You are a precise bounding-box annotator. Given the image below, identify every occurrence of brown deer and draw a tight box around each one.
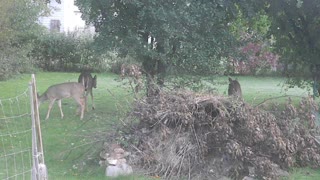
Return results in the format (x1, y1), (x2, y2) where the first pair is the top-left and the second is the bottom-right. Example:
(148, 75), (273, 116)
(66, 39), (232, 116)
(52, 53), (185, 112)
(78, 72), (97, 110)
(120, 64), (142, 93)
(228, 77), (242, 99)
(37, 82), (86, 120)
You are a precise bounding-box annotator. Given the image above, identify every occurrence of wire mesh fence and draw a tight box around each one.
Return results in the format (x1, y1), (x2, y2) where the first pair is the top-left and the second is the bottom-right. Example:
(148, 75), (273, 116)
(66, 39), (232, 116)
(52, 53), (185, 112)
(0, 74), (47, 180)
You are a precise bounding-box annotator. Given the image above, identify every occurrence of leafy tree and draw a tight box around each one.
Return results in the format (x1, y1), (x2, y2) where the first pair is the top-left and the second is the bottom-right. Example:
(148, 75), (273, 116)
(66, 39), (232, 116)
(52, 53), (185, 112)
(216, 0), (320, 89)
(227, 7), (279, 75)
(238, 0), (320, 88)
(0, 0), (47, 80)
(266, 0), (320, 67)
(76, 0), (246, 95)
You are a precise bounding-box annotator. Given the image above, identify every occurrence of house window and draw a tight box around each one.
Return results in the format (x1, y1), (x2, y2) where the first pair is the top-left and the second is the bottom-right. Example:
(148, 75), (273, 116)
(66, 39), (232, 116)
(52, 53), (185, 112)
(50, 20), (61, 32)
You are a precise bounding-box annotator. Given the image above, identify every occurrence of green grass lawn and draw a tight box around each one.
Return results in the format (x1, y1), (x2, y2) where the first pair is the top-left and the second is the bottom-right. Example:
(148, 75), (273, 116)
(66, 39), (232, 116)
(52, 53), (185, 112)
(0, 72), (320, 179)
(202, 75), (311, 106)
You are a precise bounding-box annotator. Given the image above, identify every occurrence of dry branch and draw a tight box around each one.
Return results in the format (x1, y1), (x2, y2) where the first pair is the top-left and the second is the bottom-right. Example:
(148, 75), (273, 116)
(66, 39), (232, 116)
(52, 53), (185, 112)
(115, 90), (320, 179)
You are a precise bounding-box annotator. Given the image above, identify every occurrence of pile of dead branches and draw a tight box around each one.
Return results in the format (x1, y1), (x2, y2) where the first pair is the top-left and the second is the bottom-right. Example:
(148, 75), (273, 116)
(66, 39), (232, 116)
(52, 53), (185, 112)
(125, 90), (320, 179)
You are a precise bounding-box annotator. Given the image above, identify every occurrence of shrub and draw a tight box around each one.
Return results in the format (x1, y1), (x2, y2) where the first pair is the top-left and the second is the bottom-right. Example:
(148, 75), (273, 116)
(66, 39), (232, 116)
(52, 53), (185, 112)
(0, 0), (46, 80)
(0, 44), (37, 80)
(31, 31), (108, 72)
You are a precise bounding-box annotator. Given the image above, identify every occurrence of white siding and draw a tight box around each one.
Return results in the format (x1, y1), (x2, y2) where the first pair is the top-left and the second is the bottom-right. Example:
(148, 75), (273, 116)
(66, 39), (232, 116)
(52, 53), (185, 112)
(38, 0), (64, 32)
(38, 0), (94, 34)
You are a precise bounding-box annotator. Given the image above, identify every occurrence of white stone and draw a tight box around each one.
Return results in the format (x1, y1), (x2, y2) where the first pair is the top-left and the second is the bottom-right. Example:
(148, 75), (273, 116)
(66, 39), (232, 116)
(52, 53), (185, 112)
(107, 158), (118, 165)
(106, 163), (133, 177)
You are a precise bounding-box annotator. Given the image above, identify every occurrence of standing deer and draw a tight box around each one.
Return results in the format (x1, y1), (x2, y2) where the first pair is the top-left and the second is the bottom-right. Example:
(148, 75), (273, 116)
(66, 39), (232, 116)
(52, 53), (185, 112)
(78, 72), (97, 110)
(228, 77), (242, 99)
(37, 82), (86, 120)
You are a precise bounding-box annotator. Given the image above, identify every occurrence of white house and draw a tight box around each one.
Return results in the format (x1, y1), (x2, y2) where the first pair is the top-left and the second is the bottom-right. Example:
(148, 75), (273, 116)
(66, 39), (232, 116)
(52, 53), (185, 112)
(38, 0), (94, 34)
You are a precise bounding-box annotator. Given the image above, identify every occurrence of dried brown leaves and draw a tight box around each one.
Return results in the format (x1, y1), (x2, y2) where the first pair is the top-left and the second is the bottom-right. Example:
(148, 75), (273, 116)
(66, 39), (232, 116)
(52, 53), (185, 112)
(126, 90), (320, 179)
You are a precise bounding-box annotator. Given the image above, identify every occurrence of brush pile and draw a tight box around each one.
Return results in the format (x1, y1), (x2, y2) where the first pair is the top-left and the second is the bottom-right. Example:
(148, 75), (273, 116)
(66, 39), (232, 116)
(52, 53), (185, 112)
(124, 90), (320, 179)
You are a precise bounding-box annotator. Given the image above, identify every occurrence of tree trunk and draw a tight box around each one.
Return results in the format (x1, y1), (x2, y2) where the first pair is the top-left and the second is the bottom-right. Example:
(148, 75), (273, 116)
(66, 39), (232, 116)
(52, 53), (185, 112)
(142, 56), (166, 97)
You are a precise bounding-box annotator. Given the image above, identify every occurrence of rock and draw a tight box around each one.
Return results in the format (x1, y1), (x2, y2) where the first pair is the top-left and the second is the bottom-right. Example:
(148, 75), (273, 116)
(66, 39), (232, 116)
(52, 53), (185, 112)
(242, 176), (256, 180)
(107, 158), (118, 166)
(106, 163), (133, 177)
(102, 143), (133, 177)
(114, 148), (125, 154)
(271, 163), (290, 178)
(99, 150), (108, 160)
(273, 168), (289, 177)
(99, 160), (107, 166)
(217, 176), (232, 180)
(110, 152), (125, 159)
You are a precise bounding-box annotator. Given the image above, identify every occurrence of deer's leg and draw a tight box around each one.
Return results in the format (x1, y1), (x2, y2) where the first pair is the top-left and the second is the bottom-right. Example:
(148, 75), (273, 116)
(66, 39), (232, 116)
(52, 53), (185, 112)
(74, 96), (85, 120)
(46, 99), (56, 120)
(84, 91), (88, 112)
(57, 99), (64, 119)
(80, 97), (85, 119)
(75, 98), (81, 115)
(89, 89), (95, 110)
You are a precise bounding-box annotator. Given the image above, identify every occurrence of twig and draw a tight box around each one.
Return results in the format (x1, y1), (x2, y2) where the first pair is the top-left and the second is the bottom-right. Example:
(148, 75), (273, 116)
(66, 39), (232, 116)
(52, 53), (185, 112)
(76, 115), (94, 129)
(59, 140), (101, 160)
(177, 149), (185, 178)
(188, 155), (191, 180)
(106, 88), (117, 98)
(254, 95), (305, 108)
(130, 144), (143, 154)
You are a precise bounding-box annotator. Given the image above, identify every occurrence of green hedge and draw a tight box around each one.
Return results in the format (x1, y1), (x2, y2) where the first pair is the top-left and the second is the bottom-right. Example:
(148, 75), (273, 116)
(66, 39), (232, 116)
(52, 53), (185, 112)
(31, 32), (108, 72)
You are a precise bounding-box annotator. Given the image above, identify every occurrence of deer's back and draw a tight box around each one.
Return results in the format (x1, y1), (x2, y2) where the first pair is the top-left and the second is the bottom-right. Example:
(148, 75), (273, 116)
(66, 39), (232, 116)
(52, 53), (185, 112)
(46, 82), (85, 99)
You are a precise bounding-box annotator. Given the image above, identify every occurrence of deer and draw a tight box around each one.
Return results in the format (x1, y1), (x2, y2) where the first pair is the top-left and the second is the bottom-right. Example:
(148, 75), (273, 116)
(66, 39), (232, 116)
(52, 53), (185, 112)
(37, 82), (86, 120)
(78, 72), (97, 110)
(228, 77), (242, 99)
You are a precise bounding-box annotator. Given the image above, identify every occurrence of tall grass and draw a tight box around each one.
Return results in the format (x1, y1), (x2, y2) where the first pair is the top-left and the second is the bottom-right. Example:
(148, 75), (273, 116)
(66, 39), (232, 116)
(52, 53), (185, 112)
(0, 73), (318, 179)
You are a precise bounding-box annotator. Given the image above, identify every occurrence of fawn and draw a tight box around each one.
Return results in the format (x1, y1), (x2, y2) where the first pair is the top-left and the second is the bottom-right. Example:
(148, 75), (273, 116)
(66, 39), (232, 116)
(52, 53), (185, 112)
(38, 82), (86, 120)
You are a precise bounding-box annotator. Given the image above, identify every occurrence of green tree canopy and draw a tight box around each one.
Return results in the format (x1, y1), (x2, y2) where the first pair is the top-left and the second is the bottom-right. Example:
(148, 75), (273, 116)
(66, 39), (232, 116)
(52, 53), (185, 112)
(242, 0), (320, 85)
(76, 0), (255, 95)
(77, 1), (243, 69)
(266, 0), (320, 65)
(221, 0), (320, 82)
(0, 0), (47, 79)
(77, 0), (320, 90)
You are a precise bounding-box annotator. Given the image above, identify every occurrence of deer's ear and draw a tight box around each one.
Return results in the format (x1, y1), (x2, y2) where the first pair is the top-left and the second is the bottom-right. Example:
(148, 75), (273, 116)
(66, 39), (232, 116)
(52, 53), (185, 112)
(94, 75), (97, 79)
(228, 77), (232, 82)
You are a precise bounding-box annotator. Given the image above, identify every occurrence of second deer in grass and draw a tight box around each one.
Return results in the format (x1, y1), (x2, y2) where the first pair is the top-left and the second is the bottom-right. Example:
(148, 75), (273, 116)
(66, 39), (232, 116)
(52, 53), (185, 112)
(228, 77), (242, 99)
(38, 82), (86, 120)
(78, 72), (97, 110)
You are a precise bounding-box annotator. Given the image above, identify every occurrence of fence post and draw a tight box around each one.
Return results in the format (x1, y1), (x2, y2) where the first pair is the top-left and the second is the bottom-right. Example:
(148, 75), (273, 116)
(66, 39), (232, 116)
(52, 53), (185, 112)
(29, 74), (48, 180)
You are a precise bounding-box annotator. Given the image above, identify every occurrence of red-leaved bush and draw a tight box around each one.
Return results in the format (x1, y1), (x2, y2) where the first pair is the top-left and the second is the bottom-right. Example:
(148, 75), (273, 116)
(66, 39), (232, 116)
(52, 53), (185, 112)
(228, 42), (279, 75)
